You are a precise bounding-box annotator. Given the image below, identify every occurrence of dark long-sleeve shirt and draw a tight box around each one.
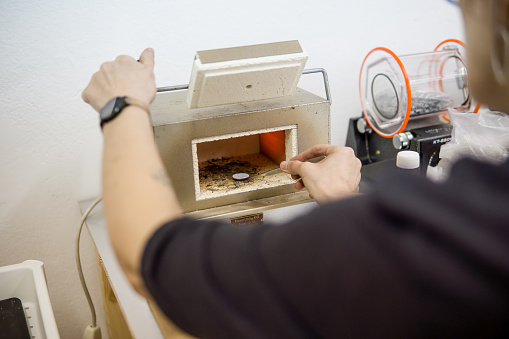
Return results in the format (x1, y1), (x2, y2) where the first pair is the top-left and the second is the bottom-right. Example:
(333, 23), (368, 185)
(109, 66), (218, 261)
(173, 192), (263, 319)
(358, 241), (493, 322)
(142, 158), (509, 338)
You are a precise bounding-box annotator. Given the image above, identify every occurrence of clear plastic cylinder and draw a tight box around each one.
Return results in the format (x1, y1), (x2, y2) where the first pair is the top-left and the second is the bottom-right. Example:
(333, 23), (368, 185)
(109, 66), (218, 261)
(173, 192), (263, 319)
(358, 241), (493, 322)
(359, 47), (470, 137)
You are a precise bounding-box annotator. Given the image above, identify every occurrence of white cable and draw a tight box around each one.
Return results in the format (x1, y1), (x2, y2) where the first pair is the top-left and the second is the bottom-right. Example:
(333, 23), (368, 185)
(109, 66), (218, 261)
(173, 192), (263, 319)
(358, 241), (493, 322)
(75, 196), (103, 338)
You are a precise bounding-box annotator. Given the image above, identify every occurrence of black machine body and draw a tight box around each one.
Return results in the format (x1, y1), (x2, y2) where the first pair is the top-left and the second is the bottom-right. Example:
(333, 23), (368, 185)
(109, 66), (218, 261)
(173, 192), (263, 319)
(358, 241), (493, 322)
(345, 114), (452, 185)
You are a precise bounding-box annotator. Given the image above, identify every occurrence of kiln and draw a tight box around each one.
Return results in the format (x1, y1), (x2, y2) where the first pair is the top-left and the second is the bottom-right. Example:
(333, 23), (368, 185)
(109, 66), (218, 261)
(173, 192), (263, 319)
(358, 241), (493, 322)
(150, 41), (331, 220)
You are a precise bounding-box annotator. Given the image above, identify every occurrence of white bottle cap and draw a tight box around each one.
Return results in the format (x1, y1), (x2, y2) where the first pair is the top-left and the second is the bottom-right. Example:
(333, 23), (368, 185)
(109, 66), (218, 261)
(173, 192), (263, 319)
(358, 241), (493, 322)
(396, 151), (420, 169)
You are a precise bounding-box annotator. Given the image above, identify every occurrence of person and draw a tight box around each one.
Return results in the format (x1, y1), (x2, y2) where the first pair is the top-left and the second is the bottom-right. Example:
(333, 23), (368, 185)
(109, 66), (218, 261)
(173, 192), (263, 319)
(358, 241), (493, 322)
(82, 0), (509, 337)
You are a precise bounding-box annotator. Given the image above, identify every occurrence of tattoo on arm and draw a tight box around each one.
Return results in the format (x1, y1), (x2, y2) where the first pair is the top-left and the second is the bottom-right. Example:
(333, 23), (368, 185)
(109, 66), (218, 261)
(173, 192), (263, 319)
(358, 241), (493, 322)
(152, 170), (173, 188)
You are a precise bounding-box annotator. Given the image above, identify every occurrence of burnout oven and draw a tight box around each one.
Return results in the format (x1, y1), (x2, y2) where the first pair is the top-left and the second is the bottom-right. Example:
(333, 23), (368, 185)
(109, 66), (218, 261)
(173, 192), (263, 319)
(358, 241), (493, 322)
(150, 41), (331, 221)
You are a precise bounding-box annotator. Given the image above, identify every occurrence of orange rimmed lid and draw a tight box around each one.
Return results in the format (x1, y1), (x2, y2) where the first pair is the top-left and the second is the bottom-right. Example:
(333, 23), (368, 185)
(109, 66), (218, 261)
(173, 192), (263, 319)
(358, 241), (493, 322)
(359, 47), (412, 138)
(435, 39), (480, 113)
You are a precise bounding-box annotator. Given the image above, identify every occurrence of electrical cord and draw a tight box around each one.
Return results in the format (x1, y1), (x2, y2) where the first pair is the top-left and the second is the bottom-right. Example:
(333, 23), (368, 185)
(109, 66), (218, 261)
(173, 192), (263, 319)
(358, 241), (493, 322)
(75, 196), (103, 339)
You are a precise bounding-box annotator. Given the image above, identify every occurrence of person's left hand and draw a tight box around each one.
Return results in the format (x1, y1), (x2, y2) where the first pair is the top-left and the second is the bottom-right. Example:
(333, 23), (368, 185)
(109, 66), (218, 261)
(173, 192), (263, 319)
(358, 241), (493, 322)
(82, 48), (157, 112)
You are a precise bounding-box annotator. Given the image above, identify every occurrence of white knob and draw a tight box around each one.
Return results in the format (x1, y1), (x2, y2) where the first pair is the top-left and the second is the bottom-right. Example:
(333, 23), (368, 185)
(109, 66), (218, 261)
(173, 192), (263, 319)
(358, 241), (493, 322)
(396, 151), (420, 169)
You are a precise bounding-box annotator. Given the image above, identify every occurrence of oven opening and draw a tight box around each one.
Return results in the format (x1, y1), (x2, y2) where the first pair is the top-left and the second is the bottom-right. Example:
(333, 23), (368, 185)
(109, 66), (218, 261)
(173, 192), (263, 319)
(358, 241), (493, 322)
(192, 125), (298, 200)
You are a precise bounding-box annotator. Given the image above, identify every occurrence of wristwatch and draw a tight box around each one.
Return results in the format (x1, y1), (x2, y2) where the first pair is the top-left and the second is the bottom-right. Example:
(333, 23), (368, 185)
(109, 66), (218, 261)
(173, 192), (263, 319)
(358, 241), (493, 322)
(99, 96), (150, 128)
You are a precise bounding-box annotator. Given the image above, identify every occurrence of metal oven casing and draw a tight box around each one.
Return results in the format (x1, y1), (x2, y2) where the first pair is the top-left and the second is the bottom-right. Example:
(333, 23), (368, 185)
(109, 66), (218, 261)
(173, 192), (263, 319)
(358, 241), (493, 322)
(150, 87), (330, 219)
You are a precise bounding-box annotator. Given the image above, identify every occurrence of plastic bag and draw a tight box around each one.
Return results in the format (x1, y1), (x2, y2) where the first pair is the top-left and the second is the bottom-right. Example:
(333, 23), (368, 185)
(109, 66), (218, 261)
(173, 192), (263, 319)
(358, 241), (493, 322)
(427, 108), (509, 181)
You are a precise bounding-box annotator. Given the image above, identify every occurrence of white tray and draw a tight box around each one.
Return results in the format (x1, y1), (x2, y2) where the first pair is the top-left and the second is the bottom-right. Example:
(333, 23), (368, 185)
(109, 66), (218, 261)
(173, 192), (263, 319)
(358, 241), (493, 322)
(0, 260), (60, 339)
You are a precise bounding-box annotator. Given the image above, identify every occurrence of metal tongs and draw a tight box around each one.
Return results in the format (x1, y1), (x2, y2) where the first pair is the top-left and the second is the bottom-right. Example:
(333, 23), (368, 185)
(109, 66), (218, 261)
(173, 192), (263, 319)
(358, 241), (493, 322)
(232, 167), (283, 181)
(232, 156), (324, 181)
(257, 167), (283, 177)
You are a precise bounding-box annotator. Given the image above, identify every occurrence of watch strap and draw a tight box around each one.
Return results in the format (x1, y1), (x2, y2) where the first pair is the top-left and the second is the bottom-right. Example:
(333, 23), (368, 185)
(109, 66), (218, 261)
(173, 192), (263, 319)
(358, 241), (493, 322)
(100, 96), (150, 128)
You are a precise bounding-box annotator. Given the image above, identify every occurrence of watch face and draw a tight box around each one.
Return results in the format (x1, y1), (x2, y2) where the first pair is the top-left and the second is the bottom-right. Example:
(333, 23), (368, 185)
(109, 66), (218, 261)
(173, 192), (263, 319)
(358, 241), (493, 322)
(100, 97), (128, 125)
(100, 97), (118, 120)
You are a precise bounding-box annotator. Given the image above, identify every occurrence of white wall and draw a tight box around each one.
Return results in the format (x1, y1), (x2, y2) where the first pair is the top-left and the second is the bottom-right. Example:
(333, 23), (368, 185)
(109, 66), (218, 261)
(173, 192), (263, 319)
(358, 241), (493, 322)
(0, 1), (463, 337)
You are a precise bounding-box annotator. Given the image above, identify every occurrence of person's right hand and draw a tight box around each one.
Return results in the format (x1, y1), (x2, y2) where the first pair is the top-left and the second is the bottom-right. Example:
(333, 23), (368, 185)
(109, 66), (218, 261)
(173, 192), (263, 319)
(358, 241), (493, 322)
(280, 145), (362, 204)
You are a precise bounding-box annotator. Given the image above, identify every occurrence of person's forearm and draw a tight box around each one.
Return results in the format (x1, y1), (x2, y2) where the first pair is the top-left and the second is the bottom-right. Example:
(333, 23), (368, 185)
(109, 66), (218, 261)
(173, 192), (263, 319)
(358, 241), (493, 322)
(102, 106), (182, 294)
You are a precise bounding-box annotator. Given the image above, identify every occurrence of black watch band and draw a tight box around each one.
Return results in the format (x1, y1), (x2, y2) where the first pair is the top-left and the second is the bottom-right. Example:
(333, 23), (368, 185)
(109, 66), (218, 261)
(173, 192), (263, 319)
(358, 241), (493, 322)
(99, 96), (150, 128)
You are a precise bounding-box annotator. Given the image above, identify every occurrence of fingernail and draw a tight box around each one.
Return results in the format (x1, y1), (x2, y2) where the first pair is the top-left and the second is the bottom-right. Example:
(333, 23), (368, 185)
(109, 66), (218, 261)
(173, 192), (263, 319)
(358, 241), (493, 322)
(280, 161), (288, 170)
(146, 48), (155, 56)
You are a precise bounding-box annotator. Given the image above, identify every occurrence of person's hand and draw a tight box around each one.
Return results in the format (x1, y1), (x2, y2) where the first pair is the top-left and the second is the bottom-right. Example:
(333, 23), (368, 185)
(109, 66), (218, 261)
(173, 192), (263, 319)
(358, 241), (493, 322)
(280, 144), (362, 204)
(82, 48), (157, 112)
